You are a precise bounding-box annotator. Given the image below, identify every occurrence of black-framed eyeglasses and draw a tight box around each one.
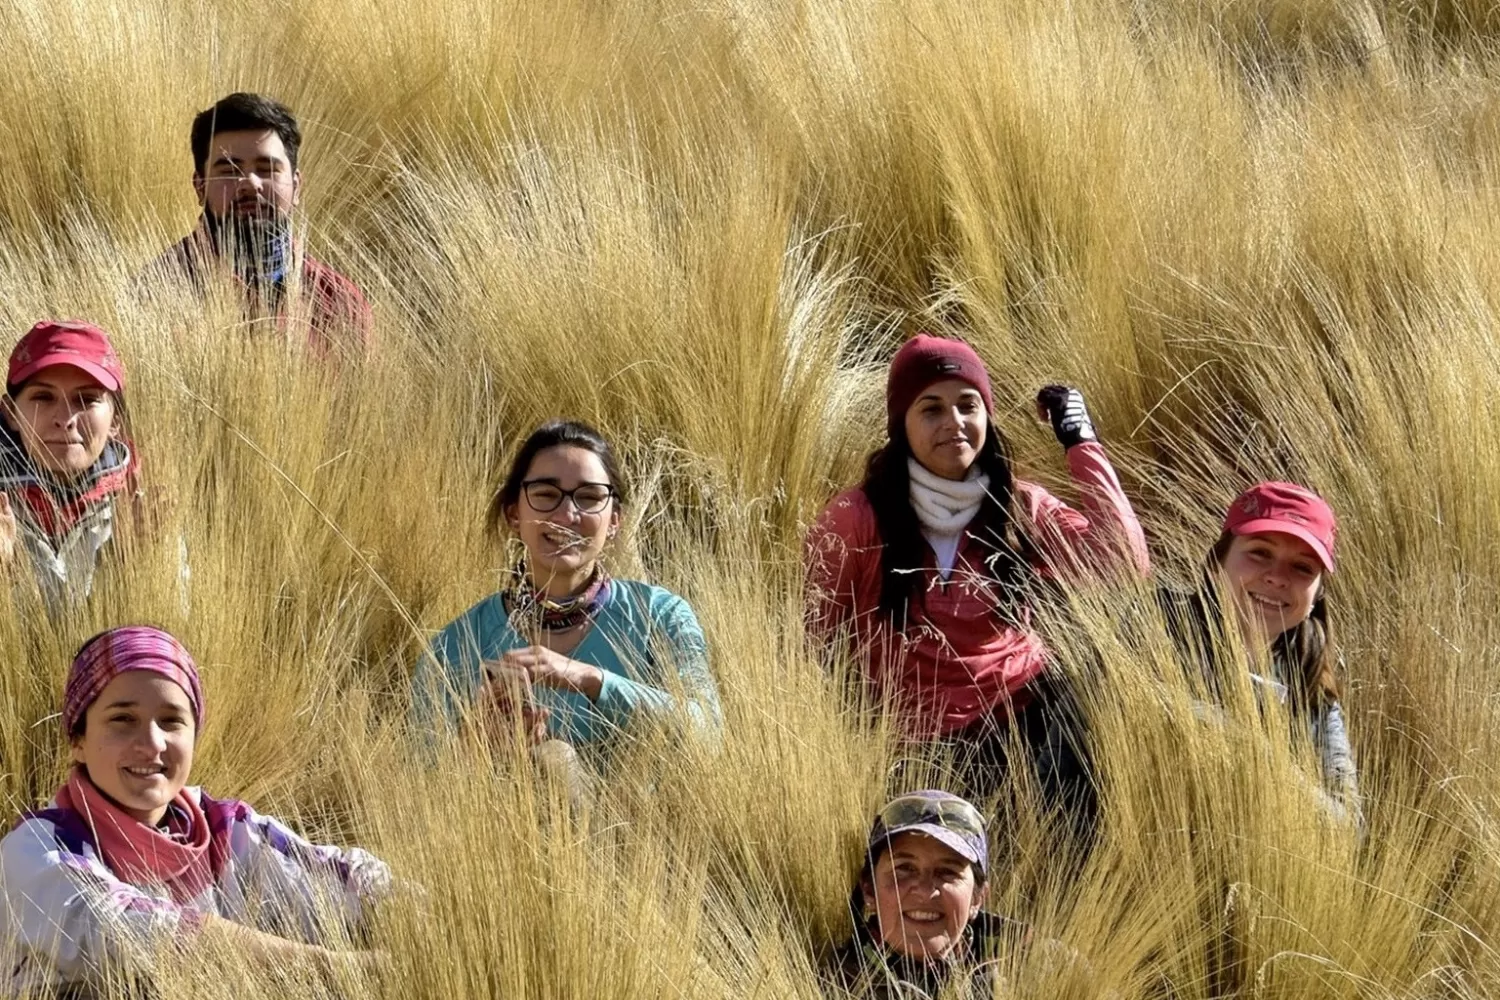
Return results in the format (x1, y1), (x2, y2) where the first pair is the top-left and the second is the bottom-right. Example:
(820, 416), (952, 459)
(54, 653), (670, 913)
(521, 480), (615, 514)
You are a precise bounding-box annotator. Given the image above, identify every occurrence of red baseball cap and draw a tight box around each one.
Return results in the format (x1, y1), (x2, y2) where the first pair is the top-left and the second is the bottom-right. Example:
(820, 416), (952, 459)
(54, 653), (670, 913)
(7, 320), (125, 393)
(1222, 481), (1337, 573)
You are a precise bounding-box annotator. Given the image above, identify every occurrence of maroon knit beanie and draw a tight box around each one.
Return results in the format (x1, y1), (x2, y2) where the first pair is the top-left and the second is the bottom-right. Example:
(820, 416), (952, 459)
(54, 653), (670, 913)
(885, 335), (995, 437)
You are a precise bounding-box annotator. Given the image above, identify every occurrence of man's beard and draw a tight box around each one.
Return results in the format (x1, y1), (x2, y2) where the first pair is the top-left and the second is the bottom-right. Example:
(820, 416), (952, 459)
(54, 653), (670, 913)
(203, 208), (293, 287)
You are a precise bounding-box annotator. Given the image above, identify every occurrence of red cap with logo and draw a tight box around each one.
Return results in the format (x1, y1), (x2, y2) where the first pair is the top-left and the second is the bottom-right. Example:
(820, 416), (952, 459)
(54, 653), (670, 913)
(1222, 481), (1337, 573)
(7, 320), (125, 393)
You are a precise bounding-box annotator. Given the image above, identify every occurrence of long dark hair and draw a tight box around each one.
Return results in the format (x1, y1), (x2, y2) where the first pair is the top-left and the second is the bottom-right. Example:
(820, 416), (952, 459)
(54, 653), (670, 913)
(1205, 532), (1339, 706)
(485, 419), (628, 538)
(860, 421), (1034, 623)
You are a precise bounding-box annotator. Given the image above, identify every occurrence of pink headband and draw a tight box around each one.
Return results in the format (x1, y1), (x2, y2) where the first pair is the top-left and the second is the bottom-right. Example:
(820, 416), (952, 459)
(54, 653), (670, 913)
(63, 626), (203, 735)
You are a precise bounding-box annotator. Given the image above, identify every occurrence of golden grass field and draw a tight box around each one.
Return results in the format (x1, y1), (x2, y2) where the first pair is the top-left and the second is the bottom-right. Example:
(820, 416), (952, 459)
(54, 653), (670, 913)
(2, 0), (1499, 996)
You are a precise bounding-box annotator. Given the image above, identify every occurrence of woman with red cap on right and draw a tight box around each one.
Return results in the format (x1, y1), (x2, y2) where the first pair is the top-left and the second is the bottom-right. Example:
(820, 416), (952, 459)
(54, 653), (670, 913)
(805, 334), (1150, 802)
(1162, 482), (1359, 820)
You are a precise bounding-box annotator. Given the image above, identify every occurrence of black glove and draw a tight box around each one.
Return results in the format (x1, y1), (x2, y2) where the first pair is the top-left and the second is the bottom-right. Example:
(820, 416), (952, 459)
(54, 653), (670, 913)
(1036, 385), (1097, 449)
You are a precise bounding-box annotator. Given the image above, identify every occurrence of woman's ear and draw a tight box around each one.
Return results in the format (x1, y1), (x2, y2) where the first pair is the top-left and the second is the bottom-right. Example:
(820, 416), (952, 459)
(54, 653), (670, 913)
(69, 736), (86, 765)
(970, 876), (990, 915)
(607, 504), (622, 539)
(503, 501), (521, 532)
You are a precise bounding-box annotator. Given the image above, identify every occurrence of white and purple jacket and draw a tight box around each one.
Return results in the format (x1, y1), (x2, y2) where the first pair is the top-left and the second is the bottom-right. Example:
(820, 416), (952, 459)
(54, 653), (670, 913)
(0, 787), (390, 994)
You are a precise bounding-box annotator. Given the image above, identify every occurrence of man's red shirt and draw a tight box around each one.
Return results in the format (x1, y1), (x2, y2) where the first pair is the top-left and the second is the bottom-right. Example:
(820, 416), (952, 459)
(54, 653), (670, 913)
(148, 225), (373, 357)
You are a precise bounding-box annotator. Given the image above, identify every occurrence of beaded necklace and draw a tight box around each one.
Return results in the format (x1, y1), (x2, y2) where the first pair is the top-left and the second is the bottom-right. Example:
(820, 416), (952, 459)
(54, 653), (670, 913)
(503, 564), (612, 637)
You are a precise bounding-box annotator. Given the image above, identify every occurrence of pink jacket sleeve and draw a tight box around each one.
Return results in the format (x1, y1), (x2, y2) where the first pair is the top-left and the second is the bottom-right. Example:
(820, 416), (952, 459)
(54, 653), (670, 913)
(1015, 442), (1150, 581)
(804, 490), (882, 640)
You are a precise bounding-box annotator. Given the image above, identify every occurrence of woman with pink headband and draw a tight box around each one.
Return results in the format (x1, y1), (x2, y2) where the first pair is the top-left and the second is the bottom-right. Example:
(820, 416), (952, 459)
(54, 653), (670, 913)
(0, 626), (391, 994)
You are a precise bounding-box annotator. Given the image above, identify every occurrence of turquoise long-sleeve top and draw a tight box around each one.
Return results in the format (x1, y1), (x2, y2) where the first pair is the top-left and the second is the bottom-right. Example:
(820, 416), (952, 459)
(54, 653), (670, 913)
(413, 579), (722, 748)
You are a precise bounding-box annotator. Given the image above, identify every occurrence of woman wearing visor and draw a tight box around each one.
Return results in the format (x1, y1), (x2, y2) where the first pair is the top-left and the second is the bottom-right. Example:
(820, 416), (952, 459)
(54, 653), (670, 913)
(830, 790), (1018, 998)
(413, 420), (722, 767)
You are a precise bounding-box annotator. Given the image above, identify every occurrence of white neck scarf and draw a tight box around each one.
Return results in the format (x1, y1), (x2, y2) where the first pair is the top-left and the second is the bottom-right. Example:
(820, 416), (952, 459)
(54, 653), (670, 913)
(908, 458), (991, 537)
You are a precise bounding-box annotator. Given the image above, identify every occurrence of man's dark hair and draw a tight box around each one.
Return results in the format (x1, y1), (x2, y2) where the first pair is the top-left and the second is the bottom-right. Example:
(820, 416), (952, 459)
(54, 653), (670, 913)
(190, 92), (302, 175)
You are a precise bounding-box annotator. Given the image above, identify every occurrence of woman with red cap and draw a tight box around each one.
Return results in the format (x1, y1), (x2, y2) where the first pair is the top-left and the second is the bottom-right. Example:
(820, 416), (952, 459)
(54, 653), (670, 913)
(0, 626), (391, 994)
(1162, 482), (1359, 818)
(0, 320), (143, 613)
(805, 335), (1149, 799)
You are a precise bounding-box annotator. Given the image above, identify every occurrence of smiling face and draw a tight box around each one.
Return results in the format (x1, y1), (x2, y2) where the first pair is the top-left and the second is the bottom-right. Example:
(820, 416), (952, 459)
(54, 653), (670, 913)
(4, 366), (120, 477)
(505, 445), (620, 595)
(865, 832), (987, 961)
(194, 129), (301, 222)
(70, 671), (196, 826)
(903, 379), (989, 481)
(1220, 532), (1324, 647)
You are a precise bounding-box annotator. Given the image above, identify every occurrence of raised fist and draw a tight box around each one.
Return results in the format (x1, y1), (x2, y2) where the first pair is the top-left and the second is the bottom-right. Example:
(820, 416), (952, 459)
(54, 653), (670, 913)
(1036, 385), (1097, 449)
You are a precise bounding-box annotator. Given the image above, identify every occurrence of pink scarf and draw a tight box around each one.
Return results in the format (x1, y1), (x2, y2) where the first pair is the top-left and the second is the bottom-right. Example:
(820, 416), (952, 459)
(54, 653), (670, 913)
(0, 438), (138, 543)
(55, 769), (226, 904)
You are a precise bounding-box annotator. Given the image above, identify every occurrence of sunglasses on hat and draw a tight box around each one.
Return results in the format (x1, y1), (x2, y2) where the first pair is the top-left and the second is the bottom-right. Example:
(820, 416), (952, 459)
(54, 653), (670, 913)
(876, 794), (987, 839)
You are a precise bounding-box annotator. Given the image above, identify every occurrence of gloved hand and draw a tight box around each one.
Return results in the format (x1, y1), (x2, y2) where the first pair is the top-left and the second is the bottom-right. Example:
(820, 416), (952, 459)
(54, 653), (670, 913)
(1036, 385), (1097, 449)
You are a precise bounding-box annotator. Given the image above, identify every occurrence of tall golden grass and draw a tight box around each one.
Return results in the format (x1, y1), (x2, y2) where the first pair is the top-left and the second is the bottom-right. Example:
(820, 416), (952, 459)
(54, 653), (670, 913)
(0, 0), (1498, 995)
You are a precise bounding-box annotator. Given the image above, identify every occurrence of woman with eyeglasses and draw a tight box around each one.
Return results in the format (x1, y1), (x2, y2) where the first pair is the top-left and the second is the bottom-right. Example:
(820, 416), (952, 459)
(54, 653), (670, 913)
(829, 790), (1017, 999)
(412, 420), (721, 768)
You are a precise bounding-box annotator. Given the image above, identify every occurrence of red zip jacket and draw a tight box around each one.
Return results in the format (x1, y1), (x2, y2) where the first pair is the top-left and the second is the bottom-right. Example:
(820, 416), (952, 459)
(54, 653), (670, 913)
(806, 442), (1149, 737)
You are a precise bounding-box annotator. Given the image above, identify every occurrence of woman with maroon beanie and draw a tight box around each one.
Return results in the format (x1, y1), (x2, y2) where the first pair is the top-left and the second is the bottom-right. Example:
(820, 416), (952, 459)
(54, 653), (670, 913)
(806, 335), (1149, 799)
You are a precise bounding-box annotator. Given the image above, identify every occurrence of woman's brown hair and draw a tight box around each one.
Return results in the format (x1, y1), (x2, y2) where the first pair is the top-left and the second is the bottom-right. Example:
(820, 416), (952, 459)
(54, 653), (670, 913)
(484, 420), (626, 540)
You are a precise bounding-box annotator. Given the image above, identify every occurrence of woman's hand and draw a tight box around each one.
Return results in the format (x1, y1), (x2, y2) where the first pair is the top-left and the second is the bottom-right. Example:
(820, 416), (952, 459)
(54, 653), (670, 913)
(1036, 385), (1098, 449)
(323, 948), (390, 975)
(501, 646), (605, 702)
(315, 948), (391, 990)
(0, 494), (16, 564)
(476, 663), (551, 745)
(199, 915), (390, 979)
(130, 484), (176, 539)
